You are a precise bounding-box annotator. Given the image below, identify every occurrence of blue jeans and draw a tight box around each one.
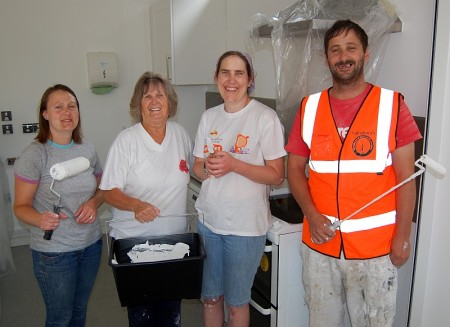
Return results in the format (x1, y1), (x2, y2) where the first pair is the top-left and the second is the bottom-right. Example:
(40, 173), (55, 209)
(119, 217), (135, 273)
(32, 238), (102, 327)
(127, 300), (181, 327)
(198, 222), (266, 307)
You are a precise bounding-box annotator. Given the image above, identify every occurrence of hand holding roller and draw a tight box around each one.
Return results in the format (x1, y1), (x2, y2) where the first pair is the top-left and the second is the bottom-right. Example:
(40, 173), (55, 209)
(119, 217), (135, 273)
(329, 155), (446, 232)
(44, 157), (90, 240)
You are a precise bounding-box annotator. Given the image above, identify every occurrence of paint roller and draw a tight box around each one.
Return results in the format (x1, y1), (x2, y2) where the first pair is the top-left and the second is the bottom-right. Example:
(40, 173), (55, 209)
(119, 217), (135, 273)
(329, 155), (446, 232)
(44, 157), (90, 240)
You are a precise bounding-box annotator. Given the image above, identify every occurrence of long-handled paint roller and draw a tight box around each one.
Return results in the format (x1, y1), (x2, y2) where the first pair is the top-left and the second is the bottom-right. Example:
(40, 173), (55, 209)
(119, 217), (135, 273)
(44, 157), (90, 240)
(329, 155), (446, 232)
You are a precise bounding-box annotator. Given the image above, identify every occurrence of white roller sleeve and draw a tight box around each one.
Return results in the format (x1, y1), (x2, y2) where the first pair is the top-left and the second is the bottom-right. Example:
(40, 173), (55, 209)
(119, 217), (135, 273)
(420, 155), (447, 176)
(50, 157), (90, 181)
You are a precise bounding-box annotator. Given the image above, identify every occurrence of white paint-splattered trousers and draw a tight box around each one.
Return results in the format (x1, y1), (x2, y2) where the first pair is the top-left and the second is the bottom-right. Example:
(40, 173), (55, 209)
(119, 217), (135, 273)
(300, 243), (397, 327)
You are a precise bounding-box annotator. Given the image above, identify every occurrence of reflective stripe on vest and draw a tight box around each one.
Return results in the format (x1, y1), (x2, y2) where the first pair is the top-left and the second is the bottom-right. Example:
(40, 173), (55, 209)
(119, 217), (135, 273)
(324, 211), (396, 233)
(304, 88), (394, 173)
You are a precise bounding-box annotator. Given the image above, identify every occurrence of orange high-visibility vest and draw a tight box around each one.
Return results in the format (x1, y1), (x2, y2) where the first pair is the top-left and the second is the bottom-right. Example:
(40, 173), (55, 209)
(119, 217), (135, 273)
(301, 86), (400, 259)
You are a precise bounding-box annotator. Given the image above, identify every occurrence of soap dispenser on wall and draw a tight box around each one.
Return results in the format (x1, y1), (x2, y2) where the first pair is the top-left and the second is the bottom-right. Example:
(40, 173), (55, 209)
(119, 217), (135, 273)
(86, 52), (118, 95)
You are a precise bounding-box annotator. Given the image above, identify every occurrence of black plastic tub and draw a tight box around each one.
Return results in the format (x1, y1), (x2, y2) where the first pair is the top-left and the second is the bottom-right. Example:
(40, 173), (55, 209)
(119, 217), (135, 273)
(109, 233), (205, 307)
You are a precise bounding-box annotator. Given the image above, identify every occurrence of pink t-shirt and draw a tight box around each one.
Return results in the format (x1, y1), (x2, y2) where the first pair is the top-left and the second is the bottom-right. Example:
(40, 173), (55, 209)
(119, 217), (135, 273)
(286, 84), (423, 156)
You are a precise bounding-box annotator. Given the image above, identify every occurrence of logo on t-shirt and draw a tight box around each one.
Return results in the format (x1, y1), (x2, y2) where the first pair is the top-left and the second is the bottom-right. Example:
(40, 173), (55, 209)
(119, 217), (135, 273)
(337, 127), (349, 139)
(230, 133), (250, 154)
(179, 159), (189, 173)
(352, 135), (374, 157)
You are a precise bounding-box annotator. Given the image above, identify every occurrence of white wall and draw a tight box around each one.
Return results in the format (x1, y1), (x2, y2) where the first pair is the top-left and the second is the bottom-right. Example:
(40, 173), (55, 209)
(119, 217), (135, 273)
(225, 0), (295, 99)
(377, 0), (435, 117)
(410, 0), (450, 325)
(0, 0), (155, 242)
(0, 0), (153, 161)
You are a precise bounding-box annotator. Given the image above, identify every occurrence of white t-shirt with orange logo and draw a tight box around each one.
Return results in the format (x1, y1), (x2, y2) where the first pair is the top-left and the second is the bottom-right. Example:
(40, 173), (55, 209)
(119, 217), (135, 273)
(193, 100), (286, 236)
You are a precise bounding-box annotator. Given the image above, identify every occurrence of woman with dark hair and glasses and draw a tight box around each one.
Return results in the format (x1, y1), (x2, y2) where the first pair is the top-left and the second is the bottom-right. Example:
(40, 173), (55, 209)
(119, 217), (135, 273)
(100, 71), (193, 326)
(14, 84), (104, 326)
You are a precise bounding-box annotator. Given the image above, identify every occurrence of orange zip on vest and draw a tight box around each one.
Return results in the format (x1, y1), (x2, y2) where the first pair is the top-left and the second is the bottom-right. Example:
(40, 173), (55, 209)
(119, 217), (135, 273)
(301, 86), (400, 259)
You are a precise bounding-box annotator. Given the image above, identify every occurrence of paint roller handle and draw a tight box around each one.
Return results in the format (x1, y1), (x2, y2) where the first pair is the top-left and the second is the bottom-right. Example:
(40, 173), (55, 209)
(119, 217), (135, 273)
(43, 230), (53, 240)
(328, 155), (446, 233)
(43, 204), (62, 240)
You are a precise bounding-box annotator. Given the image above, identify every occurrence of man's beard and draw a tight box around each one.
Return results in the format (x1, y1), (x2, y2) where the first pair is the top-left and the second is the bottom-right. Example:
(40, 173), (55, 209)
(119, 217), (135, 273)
(330, 59), (364, 85)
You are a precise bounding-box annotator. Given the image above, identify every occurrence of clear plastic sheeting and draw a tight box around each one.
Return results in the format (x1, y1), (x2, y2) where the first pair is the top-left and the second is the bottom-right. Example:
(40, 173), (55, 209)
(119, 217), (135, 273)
(0, 156), (16, 278)
(248, 0), (399, 136)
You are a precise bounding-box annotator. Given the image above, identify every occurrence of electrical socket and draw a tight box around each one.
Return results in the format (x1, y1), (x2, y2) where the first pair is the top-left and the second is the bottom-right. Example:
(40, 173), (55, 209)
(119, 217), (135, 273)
(22, 124), (34, 133)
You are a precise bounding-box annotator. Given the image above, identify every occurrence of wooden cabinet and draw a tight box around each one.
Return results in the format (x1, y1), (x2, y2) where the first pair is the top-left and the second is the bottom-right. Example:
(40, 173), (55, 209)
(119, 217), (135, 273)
(150, 0), (226, 85)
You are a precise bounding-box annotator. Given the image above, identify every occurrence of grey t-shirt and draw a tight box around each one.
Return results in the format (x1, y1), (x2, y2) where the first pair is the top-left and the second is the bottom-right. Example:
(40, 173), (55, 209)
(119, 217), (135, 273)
(14, 140), (103, 252)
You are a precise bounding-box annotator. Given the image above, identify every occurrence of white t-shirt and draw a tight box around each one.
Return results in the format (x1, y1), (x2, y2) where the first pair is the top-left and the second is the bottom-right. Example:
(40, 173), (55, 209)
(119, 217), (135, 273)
(100, 121), (193, 239)
(193, 100), (286, 236)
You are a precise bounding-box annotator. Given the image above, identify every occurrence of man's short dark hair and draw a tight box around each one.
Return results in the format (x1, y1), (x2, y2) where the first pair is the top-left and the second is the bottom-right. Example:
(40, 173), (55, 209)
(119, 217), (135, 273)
(324, 20), (369, 55)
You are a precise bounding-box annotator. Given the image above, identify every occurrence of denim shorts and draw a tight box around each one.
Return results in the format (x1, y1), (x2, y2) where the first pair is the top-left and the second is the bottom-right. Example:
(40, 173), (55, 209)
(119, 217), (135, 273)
(198, 222), (266, 307)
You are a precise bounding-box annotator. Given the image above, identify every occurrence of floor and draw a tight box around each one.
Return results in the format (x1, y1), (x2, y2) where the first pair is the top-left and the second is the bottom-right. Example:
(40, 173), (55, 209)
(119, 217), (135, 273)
(0, 235), (204, 326)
